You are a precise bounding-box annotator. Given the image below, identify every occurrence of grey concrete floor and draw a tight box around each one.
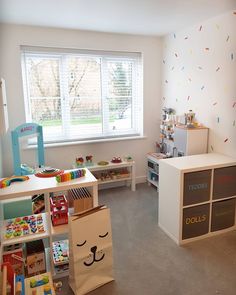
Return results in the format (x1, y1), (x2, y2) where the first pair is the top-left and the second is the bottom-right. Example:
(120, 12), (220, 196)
(59, 183), (236, 295)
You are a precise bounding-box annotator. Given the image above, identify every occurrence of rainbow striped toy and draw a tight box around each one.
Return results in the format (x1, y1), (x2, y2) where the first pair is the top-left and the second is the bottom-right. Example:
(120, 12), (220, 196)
(55, 169), (86, 183)
(0, 175), (29, 189)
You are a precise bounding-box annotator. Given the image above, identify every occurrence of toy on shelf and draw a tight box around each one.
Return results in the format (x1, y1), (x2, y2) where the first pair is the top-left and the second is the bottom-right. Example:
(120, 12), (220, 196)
(50, 195), (68, 226)
(1, 262), (15, 295)
(35, 168), (64, 178)
(3, 243), (24, 275)
(32, 194), (45, 214)
(97, 161), (109, 166)
(85, 155), (94, 167)
(76, 157), (84, 167)
(15, 275), (25, 295)
(111, 157), (122, 163)
(55, 169), (86, 183)
(124, 155), (133, 162)
(26, 240), (46, 277)
(52, 240), (69, 266)
(4, 214), (45, 240)
(11, 123), (45, 176)
(0, 175), (29, 189)
(24, 272), (55, 295)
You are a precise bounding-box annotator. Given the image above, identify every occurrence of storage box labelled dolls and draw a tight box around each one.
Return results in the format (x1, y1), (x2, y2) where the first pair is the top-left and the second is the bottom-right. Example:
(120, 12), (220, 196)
(25, 239), (46, 277)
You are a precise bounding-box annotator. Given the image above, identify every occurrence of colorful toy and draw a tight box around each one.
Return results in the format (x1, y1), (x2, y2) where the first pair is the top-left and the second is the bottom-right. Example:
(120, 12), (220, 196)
(35, 168), (64, 178)
(24, 272), (55, 295)
(97, 161), (109, 166)
(52, 240), (69, 265)
(26, 240), (46, 277)
(3, 244), (24, 275)
(85, 155), (94, 166)
(15, 275), (25, 295)
(111, 157), (122, 163)
(0, 175), (29, 189)
(55, 169), (86, 183)
(4, 214), (45, 240)
(11, 123), (45, 176)
(50, 195), (68, 226)
(76, 157), (84, 167)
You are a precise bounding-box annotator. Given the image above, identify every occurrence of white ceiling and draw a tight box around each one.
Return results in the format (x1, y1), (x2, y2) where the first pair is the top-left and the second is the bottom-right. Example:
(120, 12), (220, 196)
(0, 0), (235, 36)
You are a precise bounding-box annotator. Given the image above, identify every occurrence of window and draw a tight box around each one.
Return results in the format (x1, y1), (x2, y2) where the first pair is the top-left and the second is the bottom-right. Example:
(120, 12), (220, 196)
(21, 47), (143, 144)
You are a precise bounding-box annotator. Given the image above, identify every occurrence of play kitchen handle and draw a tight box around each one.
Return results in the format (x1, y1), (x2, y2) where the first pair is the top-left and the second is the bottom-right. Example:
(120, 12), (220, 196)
(69, 205), (114, 295)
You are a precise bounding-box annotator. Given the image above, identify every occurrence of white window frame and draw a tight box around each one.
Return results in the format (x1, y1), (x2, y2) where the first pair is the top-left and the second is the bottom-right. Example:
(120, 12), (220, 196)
(21, 46), (143, 144)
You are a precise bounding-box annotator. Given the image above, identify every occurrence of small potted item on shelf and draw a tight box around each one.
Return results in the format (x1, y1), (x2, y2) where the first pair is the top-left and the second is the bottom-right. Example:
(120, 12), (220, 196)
(111, 157), (122, 163)
(97, 160), (109, 166)
(76, 157), (84, 167)
(85, 155), (94, 167)
(124, 155), (133, 162)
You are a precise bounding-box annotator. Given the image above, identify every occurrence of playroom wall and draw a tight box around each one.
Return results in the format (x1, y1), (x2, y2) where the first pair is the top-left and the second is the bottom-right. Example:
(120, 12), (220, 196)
(0, 24), (162, 178)
(162, 10), (236, 158)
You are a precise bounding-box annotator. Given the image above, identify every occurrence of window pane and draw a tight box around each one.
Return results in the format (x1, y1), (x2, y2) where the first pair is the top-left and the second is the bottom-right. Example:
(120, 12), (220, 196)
(25, 56), (63, 140)
(67, 57), (102, 138)
(107, 61), (133, 132)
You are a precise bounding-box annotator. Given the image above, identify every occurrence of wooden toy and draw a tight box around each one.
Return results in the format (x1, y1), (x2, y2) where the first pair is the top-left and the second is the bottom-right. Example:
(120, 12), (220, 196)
(3, 244), (24, 275)
(1, 262), (15, 295)
(15, 275), (25, 295)
(11, 123), (45, 176)
(35, 168), (64, 178)
(76, 157), (84, 167)
(52, 240), (69, 266)
(24, 272), (55, 295)
(4, 214), (45, 240)
(67, 188), (93, 213)
(55, 169), (86, 183)
(0, 175), (29, 189)
(26, 240), (46, 277)
(50, 195), (68, 226)
(97, 161), (109, 166)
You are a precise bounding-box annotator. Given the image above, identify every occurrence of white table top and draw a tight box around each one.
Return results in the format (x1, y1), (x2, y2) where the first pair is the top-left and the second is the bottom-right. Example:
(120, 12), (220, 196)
(159, 153), (236, 172)
(0, 168), (97, 200)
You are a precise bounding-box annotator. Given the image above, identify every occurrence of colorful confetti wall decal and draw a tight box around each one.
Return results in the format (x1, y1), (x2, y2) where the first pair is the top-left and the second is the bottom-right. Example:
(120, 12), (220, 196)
(184, 36), (188, 40)
(187, 96), (190, 101)
(217, 117), (220, 123)
(198, 66), (203, 70)
(211, 145), (214, 151)
(205, 48), (210, 51)
(175, 53), (178, 57)
(213, 102), (217, 106)
(163, 60), (166, 64)
(201, 85), (205, 90)
(231, 53), (234, 60)
(232, 102), (236, 108)
(233, 120), (236, 126)
(199, 25), (202, 31)
(216, 67), (220, 72)
(181, 66), (185, 71)
(174, 33), (176, 38)
(224, 138), (229, 143)
(226, 35), (230, 42)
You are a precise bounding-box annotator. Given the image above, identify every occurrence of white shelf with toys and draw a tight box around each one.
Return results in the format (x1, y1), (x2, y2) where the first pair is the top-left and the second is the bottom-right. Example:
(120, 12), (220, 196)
(0, 168), (98, 286)
(88, 160), (136, 191)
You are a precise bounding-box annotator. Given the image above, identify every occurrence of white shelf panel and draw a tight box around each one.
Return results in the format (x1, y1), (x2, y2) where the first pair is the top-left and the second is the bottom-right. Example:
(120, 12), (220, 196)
(88, 161), (134, 172)
(97, 177), (131, 185)
(147, 178), (159, 188)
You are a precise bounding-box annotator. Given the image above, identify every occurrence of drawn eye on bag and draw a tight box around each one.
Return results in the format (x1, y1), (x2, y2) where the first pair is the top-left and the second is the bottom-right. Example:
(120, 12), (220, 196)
(77, 231), (109, 266)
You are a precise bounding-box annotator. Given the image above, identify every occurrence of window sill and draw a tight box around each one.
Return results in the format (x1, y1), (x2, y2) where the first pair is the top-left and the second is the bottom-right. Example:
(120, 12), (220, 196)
(25, 135), (147, 149)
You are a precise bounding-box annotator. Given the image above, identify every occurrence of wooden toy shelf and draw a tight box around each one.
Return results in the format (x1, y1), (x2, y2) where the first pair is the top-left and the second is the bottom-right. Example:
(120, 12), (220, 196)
(0, 168), (98, 278)
(158, 153), (236, 245)
(88, 160), (136, 191)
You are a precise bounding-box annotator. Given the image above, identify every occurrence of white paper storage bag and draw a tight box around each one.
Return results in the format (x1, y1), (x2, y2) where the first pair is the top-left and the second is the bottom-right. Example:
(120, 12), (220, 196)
(69, 206), (114, 295)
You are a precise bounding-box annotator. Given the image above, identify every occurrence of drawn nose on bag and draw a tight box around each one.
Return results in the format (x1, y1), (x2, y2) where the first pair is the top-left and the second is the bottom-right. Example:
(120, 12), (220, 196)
(91, 246), (97, 253)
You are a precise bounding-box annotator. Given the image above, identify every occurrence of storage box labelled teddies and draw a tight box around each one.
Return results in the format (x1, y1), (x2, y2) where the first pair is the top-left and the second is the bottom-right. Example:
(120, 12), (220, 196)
(183, 170), (211, 206)
(182, 204), (210, 240)
(211, 198), (236, 232)
(69, 205), (114, 295)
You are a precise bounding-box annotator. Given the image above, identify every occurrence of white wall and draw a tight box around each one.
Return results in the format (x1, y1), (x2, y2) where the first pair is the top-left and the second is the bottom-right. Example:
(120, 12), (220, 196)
(0, 24), (162, 178)
(162, 11), (236, 158)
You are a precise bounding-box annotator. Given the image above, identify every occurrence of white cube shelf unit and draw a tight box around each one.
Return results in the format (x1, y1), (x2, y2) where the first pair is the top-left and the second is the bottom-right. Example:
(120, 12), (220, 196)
(158, 153), (236, 245)
(0, 168), (98, 278)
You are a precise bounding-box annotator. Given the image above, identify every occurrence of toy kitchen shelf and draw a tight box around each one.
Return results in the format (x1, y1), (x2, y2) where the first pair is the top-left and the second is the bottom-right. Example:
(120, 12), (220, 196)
(0, 168), (98, 278)
(147, 153), (166, 191)
(158, 153), (236, 245)
(87, 160), (136, 191)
